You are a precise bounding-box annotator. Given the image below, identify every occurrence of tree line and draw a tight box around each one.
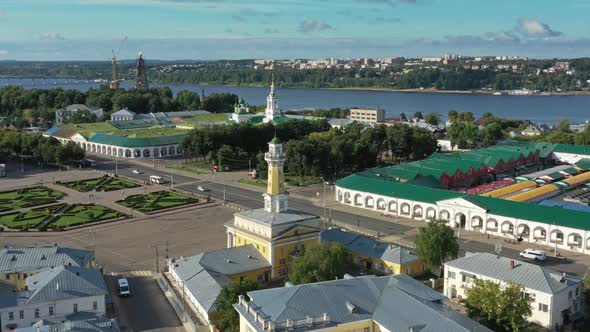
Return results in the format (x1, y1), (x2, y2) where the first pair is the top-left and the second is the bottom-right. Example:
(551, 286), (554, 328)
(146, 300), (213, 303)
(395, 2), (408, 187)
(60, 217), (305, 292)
(0, 85), (239, 128)
(0, 129), (85, 166)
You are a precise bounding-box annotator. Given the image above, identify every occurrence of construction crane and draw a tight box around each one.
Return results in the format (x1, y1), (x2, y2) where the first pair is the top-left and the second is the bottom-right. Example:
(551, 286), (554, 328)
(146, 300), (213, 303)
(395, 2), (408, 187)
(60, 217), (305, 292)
(109, 36), (128, 90)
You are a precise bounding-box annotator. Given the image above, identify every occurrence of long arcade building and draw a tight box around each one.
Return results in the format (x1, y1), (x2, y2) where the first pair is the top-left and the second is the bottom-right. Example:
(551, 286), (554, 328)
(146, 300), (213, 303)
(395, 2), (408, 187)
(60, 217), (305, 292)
(336, 142), (590, 255)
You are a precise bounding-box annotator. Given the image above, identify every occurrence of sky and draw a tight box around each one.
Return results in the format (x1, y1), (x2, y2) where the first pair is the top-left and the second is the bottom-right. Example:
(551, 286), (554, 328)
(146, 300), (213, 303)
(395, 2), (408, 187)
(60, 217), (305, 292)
(0, 0), (589, 60)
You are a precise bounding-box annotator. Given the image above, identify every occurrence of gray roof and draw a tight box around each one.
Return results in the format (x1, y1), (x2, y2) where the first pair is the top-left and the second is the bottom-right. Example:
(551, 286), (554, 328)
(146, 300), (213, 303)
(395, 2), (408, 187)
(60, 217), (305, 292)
(445, 252), (581, 294)
(235, 274), (491, 332)
(327, 118), (354, 127)
(0, 246), (94, 274)
(236, 208), (318, 226)
(110, 108), (135, 117)
(0, 266), (107, 308)
(321, 228), (419, 265)
(170, 245), (270, 313)
(164, 110), (210, 118)
(16, 318), (119, 332)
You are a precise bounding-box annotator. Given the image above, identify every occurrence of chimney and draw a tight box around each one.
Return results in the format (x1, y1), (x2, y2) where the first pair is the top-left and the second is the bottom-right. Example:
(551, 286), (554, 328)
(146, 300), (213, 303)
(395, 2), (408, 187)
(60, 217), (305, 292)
(510, 260), (515, 270)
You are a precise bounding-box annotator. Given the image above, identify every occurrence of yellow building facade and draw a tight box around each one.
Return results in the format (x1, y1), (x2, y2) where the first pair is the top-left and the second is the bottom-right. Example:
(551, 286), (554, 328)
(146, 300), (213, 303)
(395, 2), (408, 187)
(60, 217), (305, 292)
(225, 137), (321, 279)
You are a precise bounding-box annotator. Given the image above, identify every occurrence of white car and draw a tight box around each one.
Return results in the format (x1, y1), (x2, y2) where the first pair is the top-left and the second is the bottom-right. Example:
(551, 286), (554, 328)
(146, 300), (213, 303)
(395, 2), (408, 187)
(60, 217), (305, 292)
(132, 169), (142, 174)
(197, 186), (206, 192)
(519, 249), (546, 261)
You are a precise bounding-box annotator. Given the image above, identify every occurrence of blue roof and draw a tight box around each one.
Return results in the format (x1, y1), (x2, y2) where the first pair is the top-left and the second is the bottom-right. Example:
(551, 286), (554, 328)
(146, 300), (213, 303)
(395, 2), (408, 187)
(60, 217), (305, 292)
(539, 199), (590, 213)
(44, 127), (62, 136)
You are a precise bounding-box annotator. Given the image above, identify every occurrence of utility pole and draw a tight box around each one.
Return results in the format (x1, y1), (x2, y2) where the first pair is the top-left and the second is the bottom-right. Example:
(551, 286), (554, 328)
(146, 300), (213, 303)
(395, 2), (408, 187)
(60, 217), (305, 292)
(115, 157), (118, 176)
(170, 166), (174, 190)
(155, 245), (159, 272)
(223, 179), (226, 203)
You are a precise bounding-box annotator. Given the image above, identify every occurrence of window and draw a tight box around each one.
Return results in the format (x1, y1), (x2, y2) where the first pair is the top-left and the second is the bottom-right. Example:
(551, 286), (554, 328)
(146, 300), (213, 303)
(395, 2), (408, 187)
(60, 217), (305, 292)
(279, 268), (286, 276)
(23, 273), (27, 278)
(462, 274), (466, 282)
(19, 310), (24, 319)
(34, 308), (39, 318)
(363, 328), (370, 332)
(569, 291), (573, 299)
(279, 258), (286, 265)
(5, 273), (10, 279)
(49, 306), (54, 316)
(538, 303), (548, 312)
(73, 303), (78, 313)
(576, 288), (580, 296)
(93, 301), (98, 310)
(448, 271), (456, 279)
(8, 312), (14, 321)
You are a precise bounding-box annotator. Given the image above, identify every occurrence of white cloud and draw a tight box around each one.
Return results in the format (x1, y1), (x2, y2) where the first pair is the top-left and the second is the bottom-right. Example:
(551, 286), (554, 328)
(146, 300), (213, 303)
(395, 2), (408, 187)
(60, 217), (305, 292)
(516, 19), (562, 38)
(39, 32), (65, 40)
(0, 50), (8, 56)
(298, 20), (333, 33)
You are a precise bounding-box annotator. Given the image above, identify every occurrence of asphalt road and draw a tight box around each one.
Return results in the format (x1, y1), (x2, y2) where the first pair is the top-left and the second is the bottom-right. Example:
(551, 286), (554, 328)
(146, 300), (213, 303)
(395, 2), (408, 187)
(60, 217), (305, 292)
(91, 155), (589, 277)
(106, 274), (183, 332)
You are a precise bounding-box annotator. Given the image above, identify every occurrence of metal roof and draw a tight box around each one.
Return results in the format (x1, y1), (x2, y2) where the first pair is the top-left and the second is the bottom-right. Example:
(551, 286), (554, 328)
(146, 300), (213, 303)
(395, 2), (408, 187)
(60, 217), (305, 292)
(87, 133), (185, 148)
(0, 266), (107, 308)
(235, 208), (319, 226)
(0, 246), (93, 274)
(169, 245), (270, 313)
(16, 318), (119, 332)
(445, 252), (581, 294)
(235, 274), (490, 332)
(321, 228), (418, 265)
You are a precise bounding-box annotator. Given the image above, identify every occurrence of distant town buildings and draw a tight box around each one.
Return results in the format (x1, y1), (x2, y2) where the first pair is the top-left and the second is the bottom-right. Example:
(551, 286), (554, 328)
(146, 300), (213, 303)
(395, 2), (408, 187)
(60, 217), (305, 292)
(444, 252), (583, 328)
(55, 104), (104, 125)
(349, 108), (384, 125)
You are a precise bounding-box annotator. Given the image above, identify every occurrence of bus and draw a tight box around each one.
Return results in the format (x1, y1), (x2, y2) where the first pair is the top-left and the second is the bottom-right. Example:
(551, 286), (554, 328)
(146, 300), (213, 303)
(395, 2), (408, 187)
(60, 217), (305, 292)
(117, 278), (130, 297)
(150, 175), (167, 184)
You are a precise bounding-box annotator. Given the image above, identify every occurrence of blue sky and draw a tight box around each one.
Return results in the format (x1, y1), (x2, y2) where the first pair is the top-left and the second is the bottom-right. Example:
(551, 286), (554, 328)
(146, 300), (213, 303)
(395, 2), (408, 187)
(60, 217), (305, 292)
(0, 0), (589, 60)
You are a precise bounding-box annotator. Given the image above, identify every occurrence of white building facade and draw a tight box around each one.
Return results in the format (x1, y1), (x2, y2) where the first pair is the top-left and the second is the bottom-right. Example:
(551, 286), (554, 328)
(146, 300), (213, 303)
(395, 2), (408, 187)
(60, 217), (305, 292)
(444, 253), (583, 328)
(263, 80), (281, 123)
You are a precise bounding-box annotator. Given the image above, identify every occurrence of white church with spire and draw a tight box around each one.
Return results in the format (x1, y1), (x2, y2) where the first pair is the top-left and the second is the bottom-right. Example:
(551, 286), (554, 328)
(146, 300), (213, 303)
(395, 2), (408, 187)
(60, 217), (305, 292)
(263, 77), (282, 123)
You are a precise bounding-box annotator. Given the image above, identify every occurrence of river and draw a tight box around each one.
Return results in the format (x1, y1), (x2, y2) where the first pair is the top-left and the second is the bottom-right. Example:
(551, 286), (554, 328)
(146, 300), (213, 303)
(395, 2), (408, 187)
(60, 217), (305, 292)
(2, 78), (589, 124)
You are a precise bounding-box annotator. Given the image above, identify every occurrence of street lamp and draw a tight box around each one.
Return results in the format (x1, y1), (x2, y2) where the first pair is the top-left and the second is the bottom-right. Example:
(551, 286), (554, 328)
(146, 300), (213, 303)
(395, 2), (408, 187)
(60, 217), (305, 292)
(148, 245), (160, 272)
(320, 177), (327, 226)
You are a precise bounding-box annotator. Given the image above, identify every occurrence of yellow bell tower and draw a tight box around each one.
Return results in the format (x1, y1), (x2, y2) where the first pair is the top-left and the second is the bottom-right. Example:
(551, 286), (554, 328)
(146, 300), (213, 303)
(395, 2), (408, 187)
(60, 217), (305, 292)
(263, 137), (288, 212)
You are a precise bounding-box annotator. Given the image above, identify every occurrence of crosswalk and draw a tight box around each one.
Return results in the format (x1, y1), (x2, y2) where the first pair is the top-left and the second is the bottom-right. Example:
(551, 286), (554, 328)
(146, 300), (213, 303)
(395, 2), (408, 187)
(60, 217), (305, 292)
(109, 270), (154, 278)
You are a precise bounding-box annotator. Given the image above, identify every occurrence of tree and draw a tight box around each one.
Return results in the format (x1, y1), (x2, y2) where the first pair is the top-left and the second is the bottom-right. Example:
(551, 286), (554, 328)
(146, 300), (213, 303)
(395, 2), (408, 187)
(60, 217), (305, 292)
(56, 141), (85, 164)
(400, 112), (407, 122)
(465, 279), (533, 332)
(288, 241), (347, 284)
(415, 220), (459, 269)
(481, 122), (503, 147)
(556, 119), (571, 133)
(447, 109), (459, 123)
(215, 279), (260, 332)
(424, 112), (441, 126)
(413, 111), (424, 120)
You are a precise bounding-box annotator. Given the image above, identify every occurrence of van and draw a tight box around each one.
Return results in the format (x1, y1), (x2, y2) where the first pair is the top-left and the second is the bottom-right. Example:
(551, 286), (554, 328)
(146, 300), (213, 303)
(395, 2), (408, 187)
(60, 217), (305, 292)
(519, 249), (546, 261)
(150, 175), (166, 184)
(117, 278), (130, 297)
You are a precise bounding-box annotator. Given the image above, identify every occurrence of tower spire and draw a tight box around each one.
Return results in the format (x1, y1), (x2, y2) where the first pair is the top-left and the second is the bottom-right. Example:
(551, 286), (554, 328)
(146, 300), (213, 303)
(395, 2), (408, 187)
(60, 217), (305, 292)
(263, 136), (288, 213)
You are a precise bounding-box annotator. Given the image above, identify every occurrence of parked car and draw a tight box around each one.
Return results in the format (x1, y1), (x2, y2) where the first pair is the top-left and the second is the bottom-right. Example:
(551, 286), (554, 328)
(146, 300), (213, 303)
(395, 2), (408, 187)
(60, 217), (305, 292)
(132, 169), (142, 174)
(197, 186), (207, 192)
(519, 249), (546, 261)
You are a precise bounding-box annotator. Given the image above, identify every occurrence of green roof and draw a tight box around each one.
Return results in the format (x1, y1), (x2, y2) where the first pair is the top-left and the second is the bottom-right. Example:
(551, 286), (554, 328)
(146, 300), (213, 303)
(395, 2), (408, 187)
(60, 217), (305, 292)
(463, 195), (590, 231)
(88, 133), (186, 147)
(543, 172), (565, 181)
(575, 159), (590, 170)
(553, 144), (590, 156)
(270, 137), (281, 144)
(338, 169), (590, 230)
(336, 174), (462, 204)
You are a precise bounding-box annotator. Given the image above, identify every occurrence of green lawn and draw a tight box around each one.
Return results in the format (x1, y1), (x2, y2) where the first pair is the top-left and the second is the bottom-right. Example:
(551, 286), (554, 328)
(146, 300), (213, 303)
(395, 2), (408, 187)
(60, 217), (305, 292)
(0, 203), (66, 230)
(239, 178), (267, 188)
(284, 175), (323, 187)
(168, 165), (208, 175)
(57, 176), (140, 192)
(116, 191), (199, 213)
(47, 204), (127, 229)
(0, 187), (64, 212)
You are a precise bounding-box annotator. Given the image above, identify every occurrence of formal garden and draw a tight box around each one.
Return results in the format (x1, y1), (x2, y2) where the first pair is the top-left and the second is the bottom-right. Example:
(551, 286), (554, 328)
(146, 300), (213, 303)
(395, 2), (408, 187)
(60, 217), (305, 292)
(57, 175), (140, 192)
(47, 204), (128, 230)
(116, 190), (199, 213)
(0, 186), (64, 212)
(0, 203), (127, 231)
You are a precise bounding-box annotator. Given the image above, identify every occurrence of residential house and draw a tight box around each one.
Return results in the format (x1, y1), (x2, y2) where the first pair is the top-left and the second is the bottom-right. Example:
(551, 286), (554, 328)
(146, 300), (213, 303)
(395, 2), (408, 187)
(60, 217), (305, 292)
(0, 246), (94, 291)
(0, 266), (108, 331)
(15, 318), (119, 332)
(444, 252), (583, 328)
(109, 108), (136, 121)
(349, 109), (385, 125)
(234, 274), (492, 332)
(55, 105), (103, 125)
(521, 125), (542, 136)
(167, 245), (271, 321)
(320, 228), (426, 276)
